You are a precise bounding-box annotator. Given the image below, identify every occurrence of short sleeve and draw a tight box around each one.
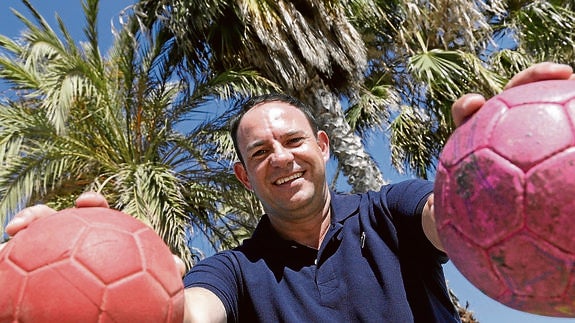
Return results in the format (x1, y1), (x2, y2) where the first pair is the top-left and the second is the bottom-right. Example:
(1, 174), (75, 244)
(382, 179), (447, 261)
(384, 179), (434, 218)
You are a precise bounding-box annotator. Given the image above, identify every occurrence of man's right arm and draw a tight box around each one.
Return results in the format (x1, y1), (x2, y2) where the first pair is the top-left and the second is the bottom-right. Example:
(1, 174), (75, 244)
(184, 287), (227, 323)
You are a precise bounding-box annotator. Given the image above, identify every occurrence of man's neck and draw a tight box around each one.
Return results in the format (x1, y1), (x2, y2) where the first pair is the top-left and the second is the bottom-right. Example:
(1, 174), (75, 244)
(268, 197), (332, 250)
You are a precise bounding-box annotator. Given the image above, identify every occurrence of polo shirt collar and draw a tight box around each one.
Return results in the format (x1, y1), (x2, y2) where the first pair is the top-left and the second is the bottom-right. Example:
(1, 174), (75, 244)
(249, 215), (283, 246)
(329, 191), (360, 224)
(250, 191), (360, 243)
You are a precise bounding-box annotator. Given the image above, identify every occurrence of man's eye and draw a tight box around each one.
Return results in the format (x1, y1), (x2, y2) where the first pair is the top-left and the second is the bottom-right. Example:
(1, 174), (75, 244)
(288, 137), (304, 144)
(252, 150), (267, 158)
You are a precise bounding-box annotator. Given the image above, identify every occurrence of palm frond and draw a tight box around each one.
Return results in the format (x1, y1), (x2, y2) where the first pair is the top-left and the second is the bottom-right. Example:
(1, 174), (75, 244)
(346, 82), (398, 135)
(408, 46), (465, 100)
(108, 163), (192, 268)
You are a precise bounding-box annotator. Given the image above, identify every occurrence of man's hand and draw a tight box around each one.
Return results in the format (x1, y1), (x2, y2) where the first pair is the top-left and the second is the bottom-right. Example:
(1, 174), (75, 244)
(5, 205), (57, 237)
(1, 191), (187, 275)
(74, 191), (110, 208)
(503, 61), (574, 89)
(5, 191), (108, 237)
(451, 62), (575, 127)
(0, 192), (109, 253)
(424, 62), (575, 253)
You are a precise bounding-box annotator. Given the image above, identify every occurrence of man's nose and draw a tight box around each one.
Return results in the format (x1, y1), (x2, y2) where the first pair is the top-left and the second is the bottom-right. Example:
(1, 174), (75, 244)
(269, 145), (293, 167)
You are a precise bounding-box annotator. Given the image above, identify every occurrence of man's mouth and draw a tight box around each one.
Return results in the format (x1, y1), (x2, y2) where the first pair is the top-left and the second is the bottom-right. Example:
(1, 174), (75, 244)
(274, 172), (304, 185)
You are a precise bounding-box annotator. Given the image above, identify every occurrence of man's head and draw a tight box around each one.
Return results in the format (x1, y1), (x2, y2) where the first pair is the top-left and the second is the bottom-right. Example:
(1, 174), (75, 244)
(230, 93), (330, 219)
(231, 93), (320, 165)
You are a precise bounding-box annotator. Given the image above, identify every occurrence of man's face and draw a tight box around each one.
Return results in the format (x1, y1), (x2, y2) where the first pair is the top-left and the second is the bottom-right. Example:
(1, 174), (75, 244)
(233, 101), (330, 218)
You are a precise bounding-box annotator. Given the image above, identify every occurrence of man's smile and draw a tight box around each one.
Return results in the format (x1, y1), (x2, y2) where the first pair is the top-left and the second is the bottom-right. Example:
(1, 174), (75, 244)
(274, 172), (304, 185)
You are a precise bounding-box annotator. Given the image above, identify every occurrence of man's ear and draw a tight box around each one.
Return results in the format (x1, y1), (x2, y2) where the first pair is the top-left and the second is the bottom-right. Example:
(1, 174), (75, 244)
(233, 161), (252, 190)
(317, 130), (330, 162)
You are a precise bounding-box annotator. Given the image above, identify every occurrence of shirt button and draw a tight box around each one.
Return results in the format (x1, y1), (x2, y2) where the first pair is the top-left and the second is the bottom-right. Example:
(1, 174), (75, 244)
(314, 259), (318, 265)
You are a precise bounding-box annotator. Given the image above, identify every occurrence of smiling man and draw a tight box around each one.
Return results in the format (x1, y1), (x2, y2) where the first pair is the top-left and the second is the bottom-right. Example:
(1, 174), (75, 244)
(232, 97), (332, 249)
(182, 93), (458, 323)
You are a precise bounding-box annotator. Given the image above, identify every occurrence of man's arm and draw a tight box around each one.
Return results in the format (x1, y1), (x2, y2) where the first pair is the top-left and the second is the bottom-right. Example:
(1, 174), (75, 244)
(184, 287), (227, 323)
(421, 195), (443, 252)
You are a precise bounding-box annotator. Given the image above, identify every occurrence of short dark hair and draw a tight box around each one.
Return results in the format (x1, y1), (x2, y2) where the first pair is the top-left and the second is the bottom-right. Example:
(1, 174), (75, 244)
(230, 93), (320, 164)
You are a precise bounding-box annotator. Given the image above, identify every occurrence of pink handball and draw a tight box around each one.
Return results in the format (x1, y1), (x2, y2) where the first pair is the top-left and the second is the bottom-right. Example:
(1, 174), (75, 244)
(435, 80), (575, 317)
(0, 207), (185, 322)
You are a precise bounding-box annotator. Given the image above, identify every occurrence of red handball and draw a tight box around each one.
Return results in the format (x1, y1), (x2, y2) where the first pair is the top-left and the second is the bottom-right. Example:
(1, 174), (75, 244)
(435, 80), (575, 317)
(0, 207), (185, 322)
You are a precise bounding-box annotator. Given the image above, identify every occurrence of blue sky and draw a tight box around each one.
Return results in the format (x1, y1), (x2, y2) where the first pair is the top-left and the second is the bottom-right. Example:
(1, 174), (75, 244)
(1, 1), (574, 322)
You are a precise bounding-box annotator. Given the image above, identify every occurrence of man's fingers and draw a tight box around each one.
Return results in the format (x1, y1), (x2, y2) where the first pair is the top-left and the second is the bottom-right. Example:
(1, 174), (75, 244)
(452, 63), (575, 128)
(5, 192), (109, 238)
(505, 62), (573, 89)
(75, 191), (109, 208)
(451, 93), (486, 127)
(174, 254), (186, 276)
(5, 205), (57, 236)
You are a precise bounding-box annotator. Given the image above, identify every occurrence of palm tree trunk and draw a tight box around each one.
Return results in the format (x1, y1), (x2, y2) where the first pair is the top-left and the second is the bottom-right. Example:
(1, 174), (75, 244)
(300, 78), (386, 193)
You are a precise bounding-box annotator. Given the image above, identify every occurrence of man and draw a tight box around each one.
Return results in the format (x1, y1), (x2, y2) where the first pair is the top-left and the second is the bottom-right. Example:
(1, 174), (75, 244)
(184, 91), (455, 322)
(3, 62), (575, 322)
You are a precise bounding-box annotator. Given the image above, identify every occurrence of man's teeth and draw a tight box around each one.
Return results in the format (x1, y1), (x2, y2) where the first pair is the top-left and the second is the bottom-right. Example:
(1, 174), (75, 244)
(275, 172), (303, 185)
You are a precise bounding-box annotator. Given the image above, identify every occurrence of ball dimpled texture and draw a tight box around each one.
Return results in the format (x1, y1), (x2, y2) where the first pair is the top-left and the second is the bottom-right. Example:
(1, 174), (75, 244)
(0, 207), (185, 322)
(435, 80), (575, 317)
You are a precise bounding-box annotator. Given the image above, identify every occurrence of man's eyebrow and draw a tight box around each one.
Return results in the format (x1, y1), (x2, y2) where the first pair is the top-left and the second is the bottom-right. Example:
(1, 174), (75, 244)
(245, 130), (307, 151)
(284, 129), (306, 137)
(246, 140), (265, 152)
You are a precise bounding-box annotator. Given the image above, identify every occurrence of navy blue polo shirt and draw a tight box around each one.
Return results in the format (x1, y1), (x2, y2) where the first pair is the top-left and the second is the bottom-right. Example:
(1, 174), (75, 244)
(184, 179), (460, 322)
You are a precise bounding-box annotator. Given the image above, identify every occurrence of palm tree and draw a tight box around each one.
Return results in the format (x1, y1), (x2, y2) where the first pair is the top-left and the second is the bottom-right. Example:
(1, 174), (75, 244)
(360, 0), (575, 178)
(0, 0), (272, 268)
(342, 0), (506, 179)
(134, 0), (390, 193)
(130, 0), (575, 184)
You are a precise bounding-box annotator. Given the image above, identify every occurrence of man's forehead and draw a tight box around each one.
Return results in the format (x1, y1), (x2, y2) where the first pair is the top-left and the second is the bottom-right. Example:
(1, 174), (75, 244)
(251, 100), (301, 113)
(242, 101), (307, 123)
(238, 102), (312, 138)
